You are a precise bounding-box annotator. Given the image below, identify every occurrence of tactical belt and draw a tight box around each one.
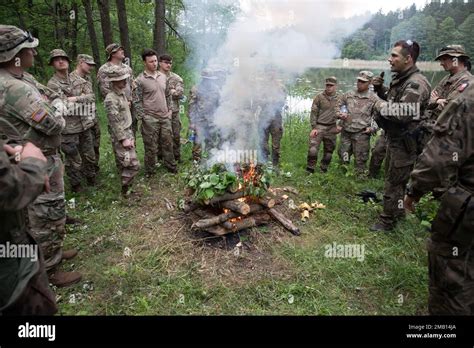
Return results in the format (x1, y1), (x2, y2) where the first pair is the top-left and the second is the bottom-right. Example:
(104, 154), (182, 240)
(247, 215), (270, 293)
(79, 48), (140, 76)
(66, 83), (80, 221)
(42, 149), (58, 156)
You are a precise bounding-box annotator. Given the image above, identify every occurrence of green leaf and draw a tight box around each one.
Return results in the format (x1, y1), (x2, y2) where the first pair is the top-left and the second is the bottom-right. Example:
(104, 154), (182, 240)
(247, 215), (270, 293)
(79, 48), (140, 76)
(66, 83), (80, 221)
(200, 181), (212, 189)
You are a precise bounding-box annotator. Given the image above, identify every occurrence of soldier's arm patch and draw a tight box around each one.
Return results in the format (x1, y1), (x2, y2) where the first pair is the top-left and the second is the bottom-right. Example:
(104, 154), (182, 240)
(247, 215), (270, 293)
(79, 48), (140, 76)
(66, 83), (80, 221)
(408, 82), (420, 90)
(31, 108), (47, 123)
(458, 81), (469, 93)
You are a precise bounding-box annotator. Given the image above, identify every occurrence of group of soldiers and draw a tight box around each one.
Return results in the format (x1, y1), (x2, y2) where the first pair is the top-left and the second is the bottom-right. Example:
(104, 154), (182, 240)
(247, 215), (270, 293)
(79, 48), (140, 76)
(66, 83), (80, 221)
(308, 40), (473, 314)
(0, 25), (184, 314)
(1, 22), (473, 316)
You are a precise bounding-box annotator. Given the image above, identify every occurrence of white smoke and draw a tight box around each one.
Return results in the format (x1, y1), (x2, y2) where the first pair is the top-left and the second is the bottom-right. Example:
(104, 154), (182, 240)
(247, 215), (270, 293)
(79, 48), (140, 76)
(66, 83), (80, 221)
(181, 0), (372, 168)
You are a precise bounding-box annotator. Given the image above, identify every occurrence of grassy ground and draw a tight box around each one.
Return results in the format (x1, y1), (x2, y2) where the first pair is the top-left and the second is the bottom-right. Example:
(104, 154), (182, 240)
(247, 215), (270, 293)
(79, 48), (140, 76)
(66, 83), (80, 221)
(56, 106), (433, 315)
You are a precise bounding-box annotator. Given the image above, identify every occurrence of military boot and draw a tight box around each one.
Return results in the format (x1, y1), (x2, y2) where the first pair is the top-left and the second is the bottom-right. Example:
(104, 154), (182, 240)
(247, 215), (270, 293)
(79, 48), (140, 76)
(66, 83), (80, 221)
(49, 270), (82, 288)
(62, 249), (78, 261)
(72, 184), (83, 193)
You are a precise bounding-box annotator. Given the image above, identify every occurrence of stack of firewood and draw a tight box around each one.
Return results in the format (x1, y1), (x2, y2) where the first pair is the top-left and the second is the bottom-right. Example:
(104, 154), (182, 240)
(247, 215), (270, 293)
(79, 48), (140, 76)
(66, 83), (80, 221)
(184, 188), (301, 236)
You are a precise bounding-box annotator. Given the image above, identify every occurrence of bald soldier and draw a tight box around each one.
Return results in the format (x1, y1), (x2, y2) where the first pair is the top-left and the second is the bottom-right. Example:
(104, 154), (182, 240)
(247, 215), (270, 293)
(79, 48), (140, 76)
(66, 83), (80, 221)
(104, 66), (140, 196)
(0, 26), (81, 287)
(404, 79), (474, 315)
(306, 76), (341, 173)
(47, 49), (96, 192)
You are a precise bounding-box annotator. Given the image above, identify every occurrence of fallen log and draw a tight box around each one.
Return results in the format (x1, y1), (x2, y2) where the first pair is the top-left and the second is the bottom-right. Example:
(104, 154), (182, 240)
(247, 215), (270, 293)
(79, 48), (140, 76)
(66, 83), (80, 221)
(193, 204), (265, 229)
(225, 213), (272, 232)
(268, 208), (301, 236)
(258, 197), (275, 208)
(221, 199), (251, 215)
(206, 191), (246, 205)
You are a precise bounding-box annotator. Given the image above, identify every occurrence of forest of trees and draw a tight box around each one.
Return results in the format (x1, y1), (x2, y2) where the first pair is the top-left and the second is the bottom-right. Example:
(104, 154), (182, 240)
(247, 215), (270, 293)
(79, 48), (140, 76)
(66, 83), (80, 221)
(341, 0), (474, 61)
(0, 0), (239, 84)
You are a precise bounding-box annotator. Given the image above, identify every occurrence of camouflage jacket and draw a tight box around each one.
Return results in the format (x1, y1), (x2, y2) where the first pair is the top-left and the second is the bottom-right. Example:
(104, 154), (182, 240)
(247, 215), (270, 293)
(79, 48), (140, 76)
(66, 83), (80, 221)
(47, 72), (95, 134)
(97, 62), (133, 101)
(427, 69), (472, 118)
(105, 88), (133, 141)
(0, 140), (47, 312)
(167, 71), (184, 112)
(408, 80), (474, 254)
(375, 65), (431, 138)
(188, 80), (220, 125)
(337, 90), (379, 133)
(0, 69), (65, 153)
(310, 91), (340, 128)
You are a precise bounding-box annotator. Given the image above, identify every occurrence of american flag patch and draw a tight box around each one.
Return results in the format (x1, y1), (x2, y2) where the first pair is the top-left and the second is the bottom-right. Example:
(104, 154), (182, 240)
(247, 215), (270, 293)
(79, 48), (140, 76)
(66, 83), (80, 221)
(31, 108), (47, 123)
(458, 82), (469, 93)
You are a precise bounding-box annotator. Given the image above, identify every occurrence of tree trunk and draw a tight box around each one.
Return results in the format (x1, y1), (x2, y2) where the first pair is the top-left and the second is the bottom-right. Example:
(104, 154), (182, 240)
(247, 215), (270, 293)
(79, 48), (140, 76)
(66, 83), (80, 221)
(97, 0), (113, 48)
(115, 0), (132, 67)
(70, 1), (79, 59)
(82, 0), (102, 67)
(153, 0), (166, 55)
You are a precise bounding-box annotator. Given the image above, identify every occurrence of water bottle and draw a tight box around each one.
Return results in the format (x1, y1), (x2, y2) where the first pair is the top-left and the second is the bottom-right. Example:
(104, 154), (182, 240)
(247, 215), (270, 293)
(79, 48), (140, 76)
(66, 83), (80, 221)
(340, 105), (348, 114)
(188, 129), (196, 142)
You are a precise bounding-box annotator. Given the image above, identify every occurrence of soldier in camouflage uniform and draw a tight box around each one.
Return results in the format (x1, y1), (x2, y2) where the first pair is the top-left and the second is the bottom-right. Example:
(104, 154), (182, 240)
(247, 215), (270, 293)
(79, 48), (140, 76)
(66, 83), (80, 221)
(0, 140), (57, 315)
(188, 69), (220, 162)
(260, 69), (286, 167)
(337, 71), (379, 175)
(47, 49), (96, 192)
(368, 129), (387, 178)
(306, 76), (340, 173)
(105, 66), (140, 195)
(97, 43), (136, 136)
(371, 40), (431, 232)
(428, 45), (471, 122)
(76, 54), (100, 177)
(133, 50), (176, 175)
(404, 78), (474, 315)
(157, 54), (184, 163)
(0, 25), (81, 287)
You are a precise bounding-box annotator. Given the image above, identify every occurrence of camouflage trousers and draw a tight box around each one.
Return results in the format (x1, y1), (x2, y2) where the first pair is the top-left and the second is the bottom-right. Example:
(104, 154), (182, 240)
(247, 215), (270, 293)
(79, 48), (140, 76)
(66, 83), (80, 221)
(339, 130), (371, 173)
(307, 124), (337, 172)
(1, 242), (57, 315)
(262, 117), (283, 166)
(166, 110), (181, 162)
(378, 139), (417, 227)
(28, 154), (66, 271)
(90, 120), (101, 175)
(368, 132), (387, 177)
(110, 131), (140, 187)
(141, 114), (176, 174)
(428, 251), (474, 315)
(61, 130), (96, 187)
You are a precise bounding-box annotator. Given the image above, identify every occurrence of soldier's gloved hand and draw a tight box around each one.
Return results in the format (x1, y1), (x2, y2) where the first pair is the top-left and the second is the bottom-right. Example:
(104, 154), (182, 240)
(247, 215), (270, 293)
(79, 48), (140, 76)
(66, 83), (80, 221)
(371, 76), (384, 90)
(310, 129), (319, 138)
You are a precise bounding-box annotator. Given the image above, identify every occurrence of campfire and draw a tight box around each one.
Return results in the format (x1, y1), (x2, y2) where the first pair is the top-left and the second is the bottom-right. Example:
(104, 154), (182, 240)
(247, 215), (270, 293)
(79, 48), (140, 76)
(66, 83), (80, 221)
(183, 163), (300, 236)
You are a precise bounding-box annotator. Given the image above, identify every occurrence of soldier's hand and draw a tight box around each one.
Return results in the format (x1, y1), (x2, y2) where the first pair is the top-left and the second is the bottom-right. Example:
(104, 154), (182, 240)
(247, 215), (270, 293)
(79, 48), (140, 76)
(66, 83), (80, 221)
(310, 129), (318, 138)
(371, 76), (384, 89)
(335, 125), (342, 134)
(403, 195), (417, 214)
(4, 142), (47, 164)
(67, 96), (78, 103)
(339, 113), (348, 120)
(430, 90), (439, 103)
(122, 138), (133, 150)
(436, 98), (448, 108)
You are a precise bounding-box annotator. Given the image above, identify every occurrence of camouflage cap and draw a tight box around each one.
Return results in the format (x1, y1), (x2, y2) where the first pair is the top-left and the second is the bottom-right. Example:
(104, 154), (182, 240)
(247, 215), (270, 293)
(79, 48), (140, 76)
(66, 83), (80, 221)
(435, 45), (470, 61)
(106, 43), (123, 60)
(77, 53), (96, 65)
(106, 65), (130, 82)
(201, 68), (218, 80)
(357, 70), (374, 82)
(49, 49), (70, 65)
(325, 76), (337, 85)
(0, 25), (38, 63)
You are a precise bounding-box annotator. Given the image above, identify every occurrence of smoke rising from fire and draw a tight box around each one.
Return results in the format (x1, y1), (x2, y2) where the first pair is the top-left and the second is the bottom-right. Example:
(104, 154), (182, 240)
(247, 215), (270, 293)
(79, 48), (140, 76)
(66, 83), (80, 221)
(181, 0), (371, 168)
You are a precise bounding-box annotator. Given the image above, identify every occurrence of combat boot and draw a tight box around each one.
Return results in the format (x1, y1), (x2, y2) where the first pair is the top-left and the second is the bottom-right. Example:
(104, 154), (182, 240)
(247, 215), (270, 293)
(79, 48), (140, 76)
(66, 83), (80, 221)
(49, 270), (82, 288)
(62, 249), (78, 261)
(87, 176), (97, 186)
(370, 221), (393, 232)
(72, 184), (83, 193)
(121, 184), (130, 197)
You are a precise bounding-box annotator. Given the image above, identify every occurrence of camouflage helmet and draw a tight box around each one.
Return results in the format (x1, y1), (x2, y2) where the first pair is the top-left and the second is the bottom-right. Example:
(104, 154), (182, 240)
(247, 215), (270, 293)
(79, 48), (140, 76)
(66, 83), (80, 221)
(49, 49), (70, 65)
(325, 76), (337, 85)
(0, 25), (38, 63)
(106, 43), (123, 61)
(77, 53), (96, 65)
(435, 45), (470, 61)
(106, 65), (129, 82)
